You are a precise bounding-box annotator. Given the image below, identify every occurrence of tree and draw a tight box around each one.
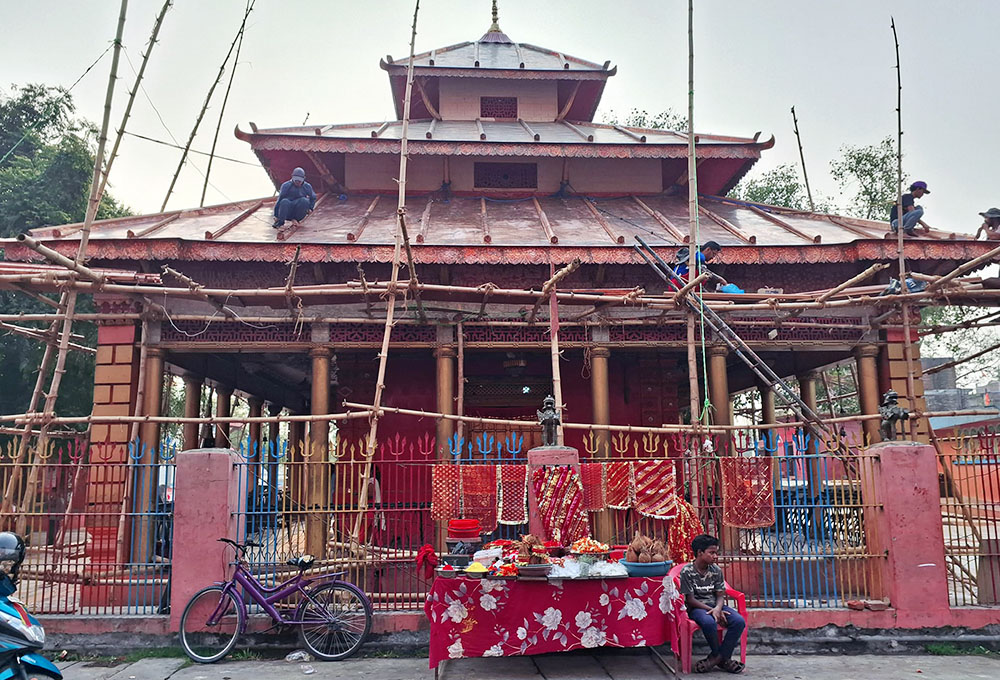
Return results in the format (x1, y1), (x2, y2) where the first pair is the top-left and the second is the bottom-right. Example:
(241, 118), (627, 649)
(829, 136), (901, 221)
(603, 107), (687, 131)
(731, 164), (809, 210)
(0, 84), (132, 419)
(0, 83), (130, 236)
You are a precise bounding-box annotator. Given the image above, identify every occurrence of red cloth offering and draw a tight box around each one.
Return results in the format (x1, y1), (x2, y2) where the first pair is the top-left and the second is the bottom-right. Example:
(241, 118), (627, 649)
(605, 461), (633, 510)
(580, 463), (606, 512)
(531, 465), (590, 544)
(431, 465), (461, 522)
(425, 576), (684, 668)
(633, 460), (678, 520)
(461, 465), (498, 534)
(499, 464), (528, 525)
(721, 456), (775, 528)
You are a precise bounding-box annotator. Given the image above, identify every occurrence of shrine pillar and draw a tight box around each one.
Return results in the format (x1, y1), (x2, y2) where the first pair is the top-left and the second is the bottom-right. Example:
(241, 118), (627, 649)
(797, 372), (824, 526)
(248, 397), (264, 487)
(855, 344), (881, 446)
(182, 375), (202, 451)
(289, 416), (307, 510)
(589, 347), (613, 542)
(758, 381), (781, 489)
(707, 345), (731, 429)
(307, 348), (332, 557)
(132, 347), (165, 563)
(434, 346), (456, 459)
(215, 386), (233, 449)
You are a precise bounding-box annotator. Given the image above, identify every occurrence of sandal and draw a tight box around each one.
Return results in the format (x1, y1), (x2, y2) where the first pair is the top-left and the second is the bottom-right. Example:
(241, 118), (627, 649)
(694, 657), (718, 673)
(720, 659), (745, 674)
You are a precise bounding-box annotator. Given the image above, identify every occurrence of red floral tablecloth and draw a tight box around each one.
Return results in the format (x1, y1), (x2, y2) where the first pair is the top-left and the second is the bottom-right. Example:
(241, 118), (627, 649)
(424, 576), (683, 669)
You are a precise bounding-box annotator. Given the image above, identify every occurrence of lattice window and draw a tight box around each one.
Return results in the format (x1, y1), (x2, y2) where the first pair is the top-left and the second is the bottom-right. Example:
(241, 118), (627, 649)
(480, 96), (518, 119)
(473, 162), (538, 189)
(466, 379), (552, 407)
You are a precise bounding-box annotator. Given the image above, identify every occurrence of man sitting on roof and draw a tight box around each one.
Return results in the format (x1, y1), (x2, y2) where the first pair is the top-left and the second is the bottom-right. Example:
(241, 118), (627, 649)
(889, 181), (930, 236)
(975, 208), (1000, 241)
(673, 241), (728, 288)
(272, 167), (317, 228)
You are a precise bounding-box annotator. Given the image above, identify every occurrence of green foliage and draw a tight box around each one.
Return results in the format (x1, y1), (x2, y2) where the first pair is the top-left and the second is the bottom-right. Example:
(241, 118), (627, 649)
(921, 306), (1000, 387)
(829, 136), (902, 221)
(0, 83), (132, 419)
(732, 164), (805, 210)
(604, 107), (687, 131)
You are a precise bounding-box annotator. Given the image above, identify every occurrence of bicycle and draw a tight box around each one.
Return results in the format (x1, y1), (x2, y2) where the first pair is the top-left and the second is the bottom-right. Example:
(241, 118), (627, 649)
(179, 538), (373, 663)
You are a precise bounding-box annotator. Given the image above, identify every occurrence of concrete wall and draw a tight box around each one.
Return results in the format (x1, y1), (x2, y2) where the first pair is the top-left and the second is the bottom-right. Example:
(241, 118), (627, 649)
(439, 78), (558, 120)
(565, 158), (662, 195)
(345, 154), (443, 193)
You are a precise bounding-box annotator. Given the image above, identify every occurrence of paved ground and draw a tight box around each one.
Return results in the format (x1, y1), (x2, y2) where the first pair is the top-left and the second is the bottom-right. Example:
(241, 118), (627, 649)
(55, 652), (1000, 679)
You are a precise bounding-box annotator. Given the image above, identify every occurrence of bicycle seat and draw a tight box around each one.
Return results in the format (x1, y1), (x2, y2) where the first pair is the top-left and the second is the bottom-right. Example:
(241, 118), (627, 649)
(287, 554), (315, 571)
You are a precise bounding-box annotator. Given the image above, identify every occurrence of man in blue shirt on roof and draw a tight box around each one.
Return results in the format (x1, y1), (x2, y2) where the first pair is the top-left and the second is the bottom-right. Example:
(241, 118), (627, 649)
(889, 180), (929, 236)
(272, 167), (317, 228)
(673, 241), (727, 288)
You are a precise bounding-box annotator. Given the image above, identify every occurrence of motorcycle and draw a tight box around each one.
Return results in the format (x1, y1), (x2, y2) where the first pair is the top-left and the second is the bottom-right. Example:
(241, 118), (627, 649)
(0, 580), (61, 680)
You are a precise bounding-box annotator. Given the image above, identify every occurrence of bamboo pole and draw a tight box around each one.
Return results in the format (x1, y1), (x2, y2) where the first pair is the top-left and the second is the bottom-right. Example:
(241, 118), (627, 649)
(14, 0), (130, 533)
(353, 0), (420, 548)
(11, 412), (366, 426)
(790, 106), (815, 211)
(923, 341), (1000, 376)
(0, 322), (93, 354)
(201, 0), (253, 206)
(96, 0), (172, 202)
(161, 2), (253, 211)
(527, 258), (581, 324)
(925, 242), (1000, 293)
(548, 264), (565, 445)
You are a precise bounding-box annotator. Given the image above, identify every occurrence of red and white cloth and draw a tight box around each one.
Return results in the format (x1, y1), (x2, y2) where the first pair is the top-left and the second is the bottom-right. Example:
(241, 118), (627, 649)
(431, 464), (461, 522)
(633, 460), (678, 520)
(605, 461), (633, 510)
(721, 456), (775, 528)
(425, 576), (683, 668)
(580, 463), (607, 512)
(498, 464), (528, 525)
(462, 465), (499, 534)
(530, 465), (590, 544)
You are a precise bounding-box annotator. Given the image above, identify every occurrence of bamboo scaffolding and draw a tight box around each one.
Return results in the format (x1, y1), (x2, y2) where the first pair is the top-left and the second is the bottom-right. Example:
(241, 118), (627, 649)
(922, 341), (1000, 376)
(548, 264), (565, 445)
(161, 264), (233, 318)
(527, 258), (581, 324)
(352, 0), (421, 551)
(790, 106), (815, 211)
(925, 242), (1000, 293)
(161, 2), (254, 211)
(201, 0), (253, 205)
(9, 412), (366, 426)
(0, 322), (93, 354)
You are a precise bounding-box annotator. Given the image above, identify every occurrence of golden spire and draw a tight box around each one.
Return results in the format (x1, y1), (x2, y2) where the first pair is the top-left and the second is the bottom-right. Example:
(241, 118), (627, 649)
(488, 0), (501, 32)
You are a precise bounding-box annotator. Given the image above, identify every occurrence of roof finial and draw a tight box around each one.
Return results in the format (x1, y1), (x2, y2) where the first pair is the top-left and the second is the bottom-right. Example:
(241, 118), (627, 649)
(489, 0), (501, 32)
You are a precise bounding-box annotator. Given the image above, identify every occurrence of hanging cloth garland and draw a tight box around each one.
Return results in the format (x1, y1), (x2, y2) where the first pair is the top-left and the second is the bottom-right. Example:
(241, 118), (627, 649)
(461, 464), (499, 533)
(498, 464), (528, 525)
(530, 465), (590, 544)
(720, 456), (775, 529)
(667, 497), (704, 564)
(430, 464), (461, 521)
(605, 461), (633, 510)
(579, 462), (607, 512)
(633, 460), (678, 519)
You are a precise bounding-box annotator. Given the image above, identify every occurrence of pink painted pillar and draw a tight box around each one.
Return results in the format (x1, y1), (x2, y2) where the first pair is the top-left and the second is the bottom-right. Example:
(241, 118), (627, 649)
(170, 448), (245, 631)
(874, 442), (951, 625)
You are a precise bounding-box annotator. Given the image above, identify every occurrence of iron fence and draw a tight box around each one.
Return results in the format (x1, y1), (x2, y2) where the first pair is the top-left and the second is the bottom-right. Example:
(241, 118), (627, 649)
(937, 428), (1000, 606)
(0, 435), (174, 615)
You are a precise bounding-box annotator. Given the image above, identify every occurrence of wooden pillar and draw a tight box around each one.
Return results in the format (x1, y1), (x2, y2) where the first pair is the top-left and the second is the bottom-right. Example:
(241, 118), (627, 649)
(797, 372), (823, 524)
(215, 386), (233, 449)
(139, 348), (165, 458)
(758, 380), (781, 489)
(248, 397), (263, 456)
(308, 348), (332, 558)
(855, 344), (881, 446)
(182, 375), (202, 451)
(435, 347), (456, 459)
(707, 345), (731, 428)
(590, 347), (613, 542)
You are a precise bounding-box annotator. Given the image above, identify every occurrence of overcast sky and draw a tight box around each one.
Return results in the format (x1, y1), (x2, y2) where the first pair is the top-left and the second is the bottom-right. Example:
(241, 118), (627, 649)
(3, 1), (998, 232)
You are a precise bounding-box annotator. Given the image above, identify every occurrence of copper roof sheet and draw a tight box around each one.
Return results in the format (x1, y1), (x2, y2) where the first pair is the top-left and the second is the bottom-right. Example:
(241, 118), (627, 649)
(382, 40), (607, 73)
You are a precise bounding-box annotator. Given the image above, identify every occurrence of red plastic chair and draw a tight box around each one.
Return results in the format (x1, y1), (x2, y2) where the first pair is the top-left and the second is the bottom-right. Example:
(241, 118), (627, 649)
(668, 562), (748, 674)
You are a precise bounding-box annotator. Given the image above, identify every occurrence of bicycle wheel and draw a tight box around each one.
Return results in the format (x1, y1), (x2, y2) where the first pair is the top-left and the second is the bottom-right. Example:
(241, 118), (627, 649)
(179, 586), (244, 663)
(296, 582), (372, 661)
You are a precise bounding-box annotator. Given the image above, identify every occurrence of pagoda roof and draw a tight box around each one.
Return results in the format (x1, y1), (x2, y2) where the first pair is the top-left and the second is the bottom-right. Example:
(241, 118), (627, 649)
(10, 193), (984, 268)
(380, 40), (611, 75)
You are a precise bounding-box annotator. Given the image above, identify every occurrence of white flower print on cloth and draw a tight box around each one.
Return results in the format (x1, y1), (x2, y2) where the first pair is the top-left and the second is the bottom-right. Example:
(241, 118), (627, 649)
(581, 627), (607, 648)
(483, 643), (504, 657)
(481, 578), (506, 594)
(445, 600), (468, 623)
(575, 611), (593, 631)
(447, 640), (464, 659)
(621, 597), (648, 621)
(540, 607), (563, 630)
(517, 626), (528, 640)
(599, 593), (610, 606)
(480, 593), (498, 611)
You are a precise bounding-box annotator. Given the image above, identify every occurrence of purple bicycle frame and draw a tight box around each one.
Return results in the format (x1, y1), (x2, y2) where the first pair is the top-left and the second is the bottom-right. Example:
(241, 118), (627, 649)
(212, 564), (347, 634)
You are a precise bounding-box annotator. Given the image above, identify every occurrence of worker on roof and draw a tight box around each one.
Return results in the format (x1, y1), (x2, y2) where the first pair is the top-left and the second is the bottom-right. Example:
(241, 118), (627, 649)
(673, 241), (728, 288)
(272, 167), (317, 229)
(975, 208), (1000, 241)
(889, 181), (930, 236)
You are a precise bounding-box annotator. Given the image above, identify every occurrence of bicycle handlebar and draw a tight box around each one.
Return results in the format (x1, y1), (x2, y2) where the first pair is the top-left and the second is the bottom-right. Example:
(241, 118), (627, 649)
(217, 538), (258, 557)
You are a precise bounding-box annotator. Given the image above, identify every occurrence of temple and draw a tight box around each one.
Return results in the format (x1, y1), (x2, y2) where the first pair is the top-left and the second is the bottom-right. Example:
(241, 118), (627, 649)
(1, 4), (998, 634)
